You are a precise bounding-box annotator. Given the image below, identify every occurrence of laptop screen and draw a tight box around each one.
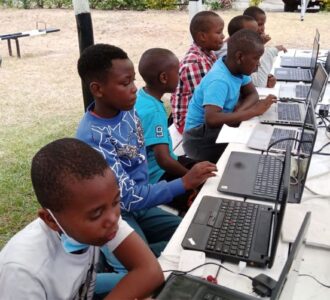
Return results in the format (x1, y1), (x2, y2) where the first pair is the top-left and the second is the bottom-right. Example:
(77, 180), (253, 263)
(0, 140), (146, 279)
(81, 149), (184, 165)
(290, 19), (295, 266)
(267, 149), (290, 268)
(309, 36), (319, 75)
(271, 212), (311, 300)
(308, 64), (328, 108)
(324, 51), (330, 74)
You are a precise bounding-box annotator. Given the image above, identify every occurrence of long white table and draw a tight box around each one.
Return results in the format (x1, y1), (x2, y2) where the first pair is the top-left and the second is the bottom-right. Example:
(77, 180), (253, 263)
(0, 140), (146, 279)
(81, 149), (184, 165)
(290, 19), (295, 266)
(158, 52), (330, 299)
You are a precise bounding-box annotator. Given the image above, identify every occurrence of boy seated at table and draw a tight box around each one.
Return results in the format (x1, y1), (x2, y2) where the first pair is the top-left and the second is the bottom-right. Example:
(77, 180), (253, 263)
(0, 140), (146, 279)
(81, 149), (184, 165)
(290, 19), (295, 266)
(170, 11), (225, 134)
(243, 6), (287, 88)
(183, 29), (277, 163)
(0, 138), (164, 299)
(135, 48), (214, 213)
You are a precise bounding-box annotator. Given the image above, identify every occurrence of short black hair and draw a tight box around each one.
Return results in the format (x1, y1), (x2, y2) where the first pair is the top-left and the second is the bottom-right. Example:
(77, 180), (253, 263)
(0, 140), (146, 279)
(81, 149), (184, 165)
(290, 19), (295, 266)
(138, 48), (177, 86)
(77, 44), (128, 87)
(190, 11), (221, 41)
(243, 6), (265, 20)
(31, 138), (109, 212)
(227, 29), (263, 57)
(228, 15), (255, 36)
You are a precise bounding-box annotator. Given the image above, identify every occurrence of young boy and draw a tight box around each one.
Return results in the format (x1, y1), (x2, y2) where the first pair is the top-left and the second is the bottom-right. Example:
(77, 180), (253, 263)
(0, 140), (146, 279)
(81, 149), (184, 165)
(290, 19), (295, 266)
(183, 29), (277, 163)
(76, 44), (216, 260)
(170, 11), (225, 134)
(217, 14), (276, 88)
(135, 48), (200, 213)
(243, 6), (287, 87)
(0, 138), (164, 299)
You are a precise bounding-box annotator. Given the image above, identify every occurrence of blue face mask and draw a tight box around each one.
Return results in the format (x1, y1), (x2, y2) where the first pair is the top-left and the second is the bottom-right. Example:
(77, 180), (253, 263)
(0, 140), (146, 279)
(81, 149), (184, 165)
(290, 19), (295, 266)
(47, 209), (89, 254)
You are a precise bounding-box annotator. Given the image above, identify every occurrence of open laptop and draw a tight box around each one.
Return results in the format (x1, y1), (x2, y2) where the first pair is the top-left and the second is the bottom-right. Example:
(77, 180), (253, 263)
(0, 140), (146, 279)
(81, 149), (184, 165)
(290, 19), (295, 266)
(182, 150), (290, 267)
(157, 213), (311, 300)
(280, 29), (319, 68)
(248, 93), (318, 156)
(259, 71), (323, 127)
(274, 42), (319, 82)
(278, 63), (328, 100)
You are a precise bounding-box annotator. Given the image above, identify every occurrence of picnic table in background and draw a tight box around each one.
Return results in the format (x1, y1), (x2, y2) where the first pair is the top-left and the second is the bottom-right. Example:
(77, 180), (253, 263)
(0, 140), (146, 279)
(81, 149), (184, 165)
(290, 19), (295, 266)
(0, 22), (60, 58)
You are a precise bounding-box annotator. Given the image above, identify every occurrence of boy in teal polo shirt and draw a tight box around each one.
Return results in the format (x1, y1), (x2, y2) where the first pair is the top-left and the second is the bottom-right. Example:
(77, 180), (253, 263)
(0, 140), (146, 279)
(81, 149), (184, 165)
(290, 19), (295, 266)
(135, 48), (214, 213)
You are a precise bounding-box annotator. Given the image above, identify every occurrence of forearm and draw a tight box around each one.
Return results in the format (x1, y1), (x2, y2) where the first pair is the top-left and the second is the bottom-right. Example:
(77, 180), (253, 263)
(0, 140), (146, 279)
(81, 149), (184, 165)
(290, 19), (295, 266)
(206, 109), (257, 128)
(104, 266), (164, 300)
(157, 156), (188, 177)
(235, 95), (259, 112)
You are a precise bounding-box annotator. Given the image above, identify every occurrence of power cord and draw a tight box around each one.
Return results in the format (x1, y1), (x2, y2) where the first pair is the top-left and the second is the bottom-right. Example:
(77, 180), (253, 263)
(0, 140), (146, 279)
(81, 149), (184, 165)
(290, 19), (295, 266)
(298, 273), (330, 288)
(163, 261), (253, 281)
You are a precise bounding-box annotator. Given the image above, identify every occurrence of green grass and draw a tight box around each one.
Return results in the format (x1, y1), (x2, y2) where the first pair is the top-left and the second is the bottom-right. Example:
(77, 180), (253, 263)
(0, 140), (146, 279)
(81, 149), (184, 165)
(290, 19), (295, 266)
(0, 114), (80, 248)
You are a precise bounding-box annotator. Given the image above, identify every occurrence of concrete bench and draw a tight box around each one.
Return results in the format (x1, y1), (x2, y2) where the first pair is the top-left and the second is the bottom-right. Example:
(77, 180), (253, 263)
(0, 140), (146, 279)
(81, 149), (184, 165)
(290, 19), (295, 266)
(0, 25), (60, 58)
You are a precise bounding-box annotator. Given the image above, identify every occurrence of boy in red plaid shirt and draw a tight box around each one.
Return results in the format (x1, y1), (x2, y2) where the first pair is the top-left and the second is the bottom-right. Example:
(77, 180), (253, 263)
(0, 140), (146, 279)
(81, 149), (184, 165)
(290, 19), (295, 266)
(170, 11), (225, 135)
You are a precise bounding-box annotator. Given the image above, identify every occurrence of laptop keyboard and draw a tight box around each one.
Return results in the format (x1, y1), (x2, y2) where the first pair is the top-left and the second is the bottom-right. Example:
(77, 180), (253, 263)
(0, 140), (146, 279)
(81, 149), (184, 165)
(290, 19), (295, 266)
(288, 68), (311, 81)
(300, 132), (314, 155)
(206, 200), (258, 259)
(269, 128), (296, 151)
(254, 155), (283, 198)
(278, 103), (301, 121)
(295, 85), (310, 98)
(282, 57), (310, 67)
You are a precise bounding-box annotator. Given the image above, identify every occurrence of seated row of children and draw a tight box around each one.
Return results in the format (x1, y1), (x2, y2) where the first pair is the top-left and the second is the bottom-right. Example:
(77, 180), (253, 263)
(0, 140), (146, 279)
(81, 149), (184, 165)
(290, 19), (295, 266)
(0, 7), (282, 299)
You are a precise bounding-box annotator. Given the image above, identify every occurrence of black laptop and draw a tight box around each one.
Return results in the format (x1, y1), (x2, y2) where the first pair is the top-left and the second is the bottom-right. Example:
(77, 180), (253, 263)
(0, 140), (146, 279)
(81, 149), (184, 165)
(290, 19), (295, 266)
(274, 41), (319, 82)
(157, 212), (311, 300)
(280, 29), (319, 68)
(182, 150), (290, 267)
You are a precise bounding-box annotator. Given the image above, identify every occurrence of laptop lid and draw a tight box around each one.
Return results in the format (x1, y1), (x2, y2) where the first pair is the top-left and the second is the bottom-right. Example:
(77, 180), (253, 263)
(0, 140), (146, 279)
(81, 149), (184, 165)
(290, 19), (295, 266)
(309, 37), (319, 76)
(267, 149), (290, 268)
(324, 51), (330, 74)
(289, 100), (317, 203)
(271, 212), (311, 300)
(308, 64), (328, 108)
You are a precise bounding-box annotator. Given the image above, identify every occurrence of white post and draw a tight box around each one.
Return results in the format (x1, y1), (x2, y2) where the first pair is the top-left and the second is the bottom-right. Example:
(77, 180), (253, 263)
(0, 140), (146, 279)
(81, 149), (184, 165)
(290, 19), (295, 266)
(188, 0), (204, 21)
(72, 0), (94, 110)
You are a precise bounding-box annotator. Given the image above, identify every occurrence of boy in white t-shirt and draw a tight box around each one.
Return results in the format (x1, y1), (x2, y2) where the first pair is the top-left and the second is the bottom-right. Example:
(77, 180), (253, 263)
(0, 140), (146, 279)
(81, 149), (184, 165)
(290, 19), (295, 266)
(0, 138), (164, 300)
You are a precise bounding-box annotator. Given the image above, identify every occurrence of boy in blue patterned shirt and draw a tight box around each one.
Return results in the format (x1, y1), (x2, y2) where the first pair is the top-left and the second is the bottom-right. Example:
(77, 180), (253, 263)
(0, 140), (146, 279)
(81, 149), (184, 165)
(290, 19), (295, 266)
(135, 48), (214, 213)
(76, 44), (217, 292)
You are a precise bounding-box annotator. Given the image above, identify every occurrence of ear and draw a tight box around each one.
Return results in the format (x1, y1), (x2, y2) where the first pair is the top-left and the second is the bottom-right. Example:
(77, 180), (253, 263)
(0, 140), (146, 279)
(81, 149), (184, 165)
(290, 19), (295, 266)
(38, 208), (60, 232)
(89, 81), (103, 98)
(235, 50), (244, 65)
(196, 31), (207, 44)
(159, 71), (168, 84)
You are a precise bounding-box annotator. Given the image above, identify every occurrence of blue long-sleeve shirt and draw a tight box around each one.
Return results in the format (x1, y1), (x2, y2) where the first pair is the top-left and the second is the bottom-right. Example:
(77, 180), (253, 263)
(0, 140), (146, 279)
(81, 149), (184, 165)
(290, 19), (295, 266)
(76, 103), (185, 212)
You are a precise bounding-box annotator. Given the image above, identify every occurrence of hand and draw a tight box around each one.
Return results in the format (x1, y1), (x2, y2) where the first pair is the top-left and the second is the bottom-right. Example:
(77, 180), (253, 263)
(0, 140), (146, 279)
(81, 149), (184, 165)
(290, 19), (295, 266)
(266, 74), (277, 88)
(253, 94), (277, 116)
(260, 33), (271, 44)
(275, 44), (287, 53)
(182, 161), (217, 190)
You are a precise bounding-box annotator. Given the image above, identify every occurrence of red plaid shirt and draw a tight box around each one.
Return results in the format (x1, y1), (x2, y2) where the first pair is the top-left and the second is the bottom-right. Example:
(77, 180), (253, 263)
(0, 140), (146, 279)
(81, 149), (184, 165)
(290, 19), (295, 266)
(170, 43), (217, 134)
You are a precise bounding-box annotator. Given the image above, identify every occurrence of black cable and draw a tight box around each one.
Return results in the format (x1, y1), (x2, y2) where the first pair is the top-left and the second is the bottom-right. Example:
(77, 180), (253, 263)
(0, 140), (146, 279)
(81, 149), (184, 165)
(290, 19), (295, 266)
(266, 137), (300, 153)
(163, 262), (253, 281)
(298, 274), (330, 288)
(314, 141), (330, 153)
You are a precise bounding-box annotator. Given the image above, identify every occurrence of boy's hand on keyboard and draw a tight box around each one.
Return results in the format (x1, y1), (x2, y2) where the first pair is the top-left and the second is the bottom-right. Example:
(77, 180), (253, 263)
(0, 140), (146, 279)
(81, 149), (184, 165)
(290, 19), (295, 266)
(254, 95), (277, 115)
(182, 161), (217, 190)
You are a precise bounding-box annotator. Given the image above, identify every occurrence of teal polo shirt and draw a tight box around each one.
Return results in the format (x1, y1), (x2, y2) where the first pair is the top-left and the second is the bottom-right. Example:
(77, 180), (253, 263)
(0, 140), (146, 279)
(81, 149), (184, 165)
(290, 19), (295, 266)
(135, 88), (177, 183)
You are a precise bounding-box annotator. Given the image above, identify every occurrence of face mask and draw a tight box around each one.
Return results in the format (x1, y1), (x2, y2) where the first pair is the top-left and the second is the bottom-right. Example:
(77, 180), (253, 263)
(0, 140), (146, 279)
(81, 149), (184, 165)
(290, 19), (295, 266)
(47, 209), (89, 254)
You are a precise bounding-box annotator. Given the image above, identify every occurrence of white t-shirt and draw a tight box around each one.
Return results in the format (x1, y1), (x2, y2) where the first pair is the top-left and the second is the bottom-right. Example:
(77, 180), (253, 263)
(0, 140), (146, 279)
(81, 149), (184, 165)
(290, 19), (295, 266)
(0, 217), (133, 299)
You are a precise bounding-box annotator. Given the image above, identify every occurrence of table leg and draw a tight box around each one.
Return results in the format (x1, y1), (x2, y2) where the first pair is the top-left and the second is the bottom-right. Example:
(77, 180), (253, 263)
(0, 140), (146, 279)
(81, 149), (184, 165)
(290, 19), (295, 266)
(15, 38), (21, 58)
(7, 39), (12, 56)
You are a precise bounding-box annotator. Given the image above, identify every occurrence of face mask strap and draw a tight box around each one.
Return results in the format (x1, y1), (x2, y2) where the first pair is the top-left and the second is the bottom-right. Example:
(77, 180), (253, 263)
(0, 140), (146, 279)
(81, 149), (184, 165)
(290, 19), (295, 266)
(46, 208), (68, 236)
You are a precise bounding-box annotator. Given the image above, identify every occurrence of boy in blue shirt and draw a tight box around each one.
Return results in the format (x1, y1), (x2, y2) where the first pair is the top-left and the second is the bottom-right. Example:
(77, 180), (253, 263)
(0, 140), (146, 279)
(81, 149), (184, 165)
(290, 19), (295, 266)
(76, 44), (217, 285)
(183, 29), (277, 163)
(135, 48), (212, 213)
